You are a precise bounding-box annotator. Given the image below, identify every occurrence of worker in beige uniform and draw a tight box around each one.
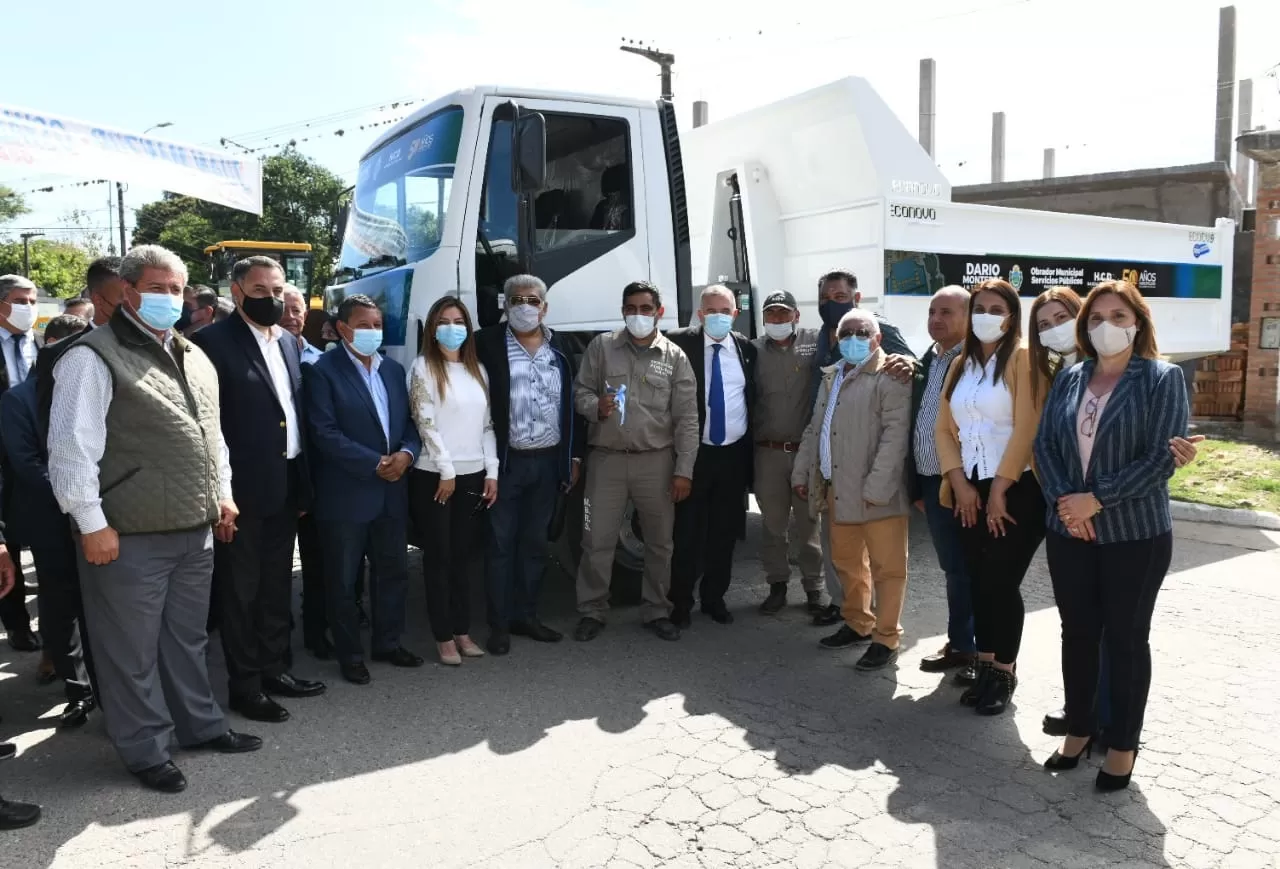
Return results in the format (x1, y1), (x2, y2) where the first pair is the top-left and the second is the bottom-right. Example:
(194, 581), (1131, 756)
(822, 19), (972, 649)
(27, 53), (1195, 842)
(752, 291), (826, 615)
(572, 281), (699, 643)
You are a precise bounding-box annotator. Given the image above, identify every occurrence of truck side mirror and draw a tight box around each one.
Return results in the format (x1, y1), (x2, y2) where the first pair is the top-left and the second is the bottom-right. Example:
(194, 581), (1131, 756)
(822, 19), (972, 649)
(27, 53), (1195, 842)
(512, 112), (547, 193)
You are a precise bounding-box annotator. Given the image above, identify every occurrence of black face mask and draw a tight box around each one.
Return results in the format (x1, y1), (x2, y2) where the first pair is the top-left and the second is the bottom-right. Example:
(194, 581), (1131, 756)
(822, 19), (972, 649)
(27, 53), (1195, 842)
(175, 304), (194, 333)
(819, 299), (854, 330)
(241, 295), (284, 328)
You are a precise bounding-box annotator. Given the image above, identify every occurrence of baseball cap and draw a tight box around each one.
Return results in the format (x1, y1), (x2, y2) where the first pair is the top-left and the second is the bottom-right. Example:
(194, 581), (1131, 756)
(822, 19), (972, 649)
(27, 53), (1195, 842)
(762, 290), (798, 310)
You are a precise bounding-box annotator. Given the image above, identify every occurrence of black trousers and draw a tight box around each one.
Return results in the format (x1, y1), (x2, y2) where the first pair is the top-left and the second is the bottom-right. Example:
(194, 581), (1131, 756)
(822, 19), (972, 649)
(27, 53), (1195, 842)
(31, 537), (94, 702)
(958, 470), (1046, 665)
(297, 514), (368, 647)
(213, 464), (300, 697)
(0, 545), (33, 635)
(1047, 529), (1172, 752)
(410, 469), (484, 642)
(670, 440), (749, 611)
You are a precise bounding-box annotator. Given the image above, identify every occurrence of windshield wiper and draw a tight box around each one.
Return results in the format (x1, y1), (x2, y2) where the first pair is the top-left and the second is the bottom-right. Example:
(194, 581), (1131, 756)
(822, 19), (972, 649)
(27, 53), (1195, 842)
(336, 254), (407, 282)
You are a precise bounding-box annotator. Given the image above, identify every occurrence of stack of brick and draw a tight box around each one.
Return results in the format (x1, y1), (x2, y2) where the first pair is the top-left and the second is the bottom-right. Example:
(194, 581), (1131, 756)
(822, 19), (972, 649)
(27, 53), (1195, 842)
(1192, 323), (1249, 419)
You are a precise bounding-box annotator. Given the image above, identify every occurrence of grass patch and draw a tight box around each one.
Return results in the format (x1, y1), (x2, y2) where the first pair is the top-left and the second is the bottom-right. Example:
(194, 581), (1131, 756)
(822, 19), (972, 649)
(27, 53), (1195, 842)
(1169, 438), (1280, 514)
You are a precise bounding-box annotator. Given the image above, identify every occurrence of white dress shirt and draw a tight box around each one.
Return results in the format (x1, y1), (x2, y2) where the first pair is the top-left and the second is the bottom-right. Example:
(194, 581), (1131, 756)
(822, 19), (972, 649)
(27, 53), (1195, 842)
(702, 331), (748, 446)
(948, 355), (1026, 481)
(0, 328), (37, 388)
(48, 311), (233, 534)
(249, 322), (301, 458)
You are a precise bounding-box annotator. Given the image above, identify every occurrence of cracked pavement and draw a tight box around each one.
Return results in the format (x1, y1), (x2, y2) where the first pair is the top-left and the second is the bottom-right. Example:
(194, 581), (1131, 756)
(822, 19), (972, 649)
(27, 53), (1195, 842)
(1, 512), (1278, 868)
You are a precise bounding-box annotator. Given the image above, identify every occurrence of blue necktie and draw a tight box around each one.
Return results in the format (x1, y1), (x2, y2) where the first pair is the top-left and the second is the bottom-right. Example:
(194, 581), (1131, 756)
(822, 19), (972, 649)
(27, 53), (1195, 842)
(13, 334), (28, 383)
(709, 343), (725, 445)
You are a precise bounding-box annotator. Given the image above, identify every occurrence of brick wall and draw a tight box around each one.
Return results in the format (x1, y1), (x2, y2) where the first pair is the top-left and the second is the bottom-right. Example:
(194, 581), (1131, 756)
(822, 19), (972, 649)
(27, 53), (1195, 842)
(1243, 158), (1280, 440)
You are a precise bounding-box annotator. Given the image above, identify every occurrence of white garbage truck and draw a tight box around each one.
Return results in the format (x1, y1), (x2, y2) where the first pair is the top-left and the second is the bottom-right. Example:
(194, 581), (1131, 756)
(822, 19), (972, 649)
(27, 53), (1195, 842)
(326, 74), (1234, 586)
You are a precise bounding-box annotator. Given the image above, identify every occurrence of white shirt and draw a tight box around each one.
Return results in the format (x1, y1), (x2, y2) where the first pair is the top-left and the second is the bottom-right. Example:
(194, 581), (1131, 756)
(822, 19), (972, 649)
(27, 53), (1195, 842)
(0, 328), (37, 388)
(948, 355), (1024, 481)
(702, 331), (748, 446)
(48, 311), (233, 534)
(407, 357), (499, 480)
(819, 365), (849, 480)
(248, 321), (301, 458)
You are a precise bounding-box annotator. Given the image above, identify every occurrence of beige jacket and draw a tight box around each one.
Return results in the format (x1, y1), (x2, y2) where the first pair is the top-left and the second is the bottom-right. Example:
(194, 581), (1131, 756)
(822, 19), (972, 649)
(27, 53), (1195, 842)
(792, 348), (912, 524)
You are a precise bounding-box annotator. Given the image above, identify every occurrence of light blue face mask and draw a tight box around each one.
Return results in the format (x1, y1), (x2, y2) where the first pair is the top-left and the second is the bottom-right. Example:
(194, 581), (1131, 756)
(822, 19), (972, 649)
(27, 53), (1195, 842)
(839, 335), (873, 366)
(137, 293), (185, 331)
(703, 312), (734, 340)
(350, 328), (383, 357)
(435, 323), (468, 351)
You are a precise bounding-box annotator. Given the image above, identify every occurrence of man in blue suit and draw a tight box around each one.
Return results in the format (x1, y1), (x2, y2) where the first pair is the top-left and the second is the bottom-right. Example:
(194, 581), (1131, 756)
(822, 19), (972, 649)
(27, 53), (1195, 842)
(304, 294), (422, 684)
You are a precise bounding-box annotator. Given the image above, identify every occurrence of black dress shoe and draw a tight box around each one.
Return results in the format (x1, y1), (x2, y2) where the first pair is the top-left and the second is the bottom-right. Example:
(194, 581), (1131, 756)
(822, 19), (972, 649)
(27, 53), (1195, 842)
(191, 730), (263, 753)
(759, 583), (788, 615)
(700, 601), (734, 624)
(134, 761), (188, 793)
(953, 663), (978, 685)
(371, 647), (425, 668)
(643, 617), (681, 641)
(960, 661), (993, 706)
(486, 633), (511, 656)
(510, 620), (563, 643)
(975, 668), (1016, 716)
(263, 673), (327, 698)
(811, 604), (842, 627)
(341, 662), (372, 684)
(229, 692), (290, 723)
(573, 617), (605, 642)
(0, 796), (41, 829)
(0, 743), (15, 761)
(7, 628), (40, 652)
(670, 607), (691, 630)
(818, 625), (871, 649)
(919, 644), (976, 673)
(59, 698), (95, 729)
(856, 642), (900, 671)
(1042, 707), (1069, 736)
(805, 590), (826, 615)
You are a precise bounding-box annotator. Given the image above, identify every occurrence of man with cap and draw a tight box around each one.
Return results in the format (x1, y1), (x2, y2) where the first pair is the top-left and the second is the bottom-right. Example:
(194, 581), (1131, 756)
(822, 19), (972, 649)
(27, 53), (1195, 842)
(752, 291), (826, 615)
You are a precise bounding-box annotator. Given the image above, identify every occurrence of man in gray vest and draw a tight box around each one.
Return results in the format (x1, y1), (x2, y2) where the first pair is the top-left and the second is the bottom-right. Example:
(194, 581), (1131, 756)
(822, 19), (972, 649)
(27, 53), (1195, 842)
(48, 245), (262, 793)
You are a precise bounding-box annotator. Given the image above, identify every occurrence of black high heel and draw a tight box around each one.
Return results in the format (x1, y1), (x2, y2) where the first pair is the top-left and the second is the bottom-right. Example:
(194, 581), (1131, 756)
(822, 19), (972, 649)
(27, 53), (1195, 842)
(960, 661), (992, 706)
(1095, 750), (1138, 792)
(1044, 736), (1093, 771)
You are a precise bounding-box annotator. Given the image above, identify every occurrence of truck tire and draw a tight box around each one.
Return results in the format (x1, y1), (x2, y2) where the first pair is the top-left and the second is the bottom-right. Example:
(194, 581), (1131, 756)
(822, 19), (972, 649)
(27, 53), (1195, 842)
(553, 489), (644, 606)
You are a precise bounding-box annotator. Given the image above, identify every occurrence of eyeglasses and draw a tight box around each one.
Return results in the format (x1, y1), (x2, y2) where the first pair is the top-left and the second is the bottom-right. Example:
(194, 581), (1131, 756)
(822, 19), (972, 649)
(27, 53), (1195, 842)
(508, 295), (543, 308)
(1079, 396), (1100, 438)
(837, 327), (875, 340)
(463, 491), (490, 515)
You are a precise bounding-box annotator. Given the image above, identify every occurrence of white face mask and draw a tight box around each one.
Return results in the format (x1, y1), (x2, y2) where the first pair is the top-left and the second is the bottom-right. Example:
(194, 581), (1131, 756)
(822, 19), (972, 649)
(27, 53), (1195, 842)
(1089, 321), (1137, 357)
(4, 302), (36, 333)
(507, 303), (542, 333)
(763, 321), (796, 342)
(971, 312), (1007, 344)
(1039, 321), (1077, 354)
(624, 314), (655, 339)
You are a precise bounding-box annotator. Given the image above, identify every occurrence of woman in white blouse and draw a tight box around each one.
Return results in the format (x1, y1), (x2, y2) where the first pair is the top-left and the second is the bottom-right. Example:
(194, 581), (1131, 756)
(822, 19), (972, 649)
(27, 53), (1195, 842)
(934, 278), (1047, 716)
(408, 298), (499, 666)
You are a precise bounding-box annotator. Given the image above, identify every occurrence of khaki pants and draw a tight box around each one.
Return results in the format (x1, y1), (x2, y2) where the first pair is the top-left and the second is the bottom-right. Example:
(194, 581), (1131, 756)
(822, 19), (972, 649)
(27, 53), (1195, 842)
(576, 448), (675, 623)
(829, 514), (909, 649)
(753, 446), (822, 591)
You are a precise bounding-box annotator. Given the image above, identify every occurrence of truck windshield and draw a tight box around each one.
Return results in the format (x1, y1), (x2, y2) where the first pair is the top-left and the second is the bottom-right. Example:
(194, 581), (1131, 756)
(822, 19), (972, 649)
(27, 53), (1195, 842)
(336, 107), (464, 282)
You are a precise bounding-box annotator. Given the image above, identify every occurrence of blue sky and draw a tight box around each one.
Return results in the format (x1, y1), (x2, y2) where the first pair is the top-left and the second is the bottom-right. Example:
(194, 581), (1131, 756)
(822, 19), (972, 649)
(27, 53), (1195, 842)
(3, 0), (1278, 248)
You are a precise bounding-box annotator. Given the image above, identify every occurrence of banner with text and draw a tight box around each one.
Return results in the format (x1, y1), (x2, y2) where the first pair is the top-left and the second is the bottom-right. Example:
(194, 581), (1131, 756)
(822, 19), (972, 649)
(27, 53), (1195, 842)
(884, 249), (1223, 299)
(0, 105), (262, 214)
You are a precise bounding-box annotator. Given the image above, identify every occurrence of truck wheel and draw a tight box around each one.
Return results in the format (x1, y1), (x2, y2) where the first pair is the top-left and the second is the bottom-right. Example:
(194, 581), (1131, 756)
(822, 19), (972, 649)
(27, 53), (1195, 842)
(552, 492), (644, 606)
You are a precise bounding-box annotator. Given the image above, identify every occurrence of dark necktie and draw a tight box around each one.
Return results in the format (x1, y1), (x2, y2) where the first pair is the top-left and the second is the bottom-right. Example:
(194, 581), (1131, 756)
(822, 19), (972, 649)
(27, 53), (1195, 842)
(13, 333), (28, 383)
(709, 343), (725, 445)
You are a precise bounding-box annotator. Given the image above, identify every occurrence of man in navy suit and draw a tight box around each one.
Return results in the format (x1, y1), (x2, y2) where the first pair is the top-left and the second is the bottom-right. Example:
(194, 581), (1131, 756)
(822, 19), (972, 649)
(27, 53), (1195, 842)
(192, 257), (326, 722)
(0, 314), (96, 729)
(304, 294), (423, 684)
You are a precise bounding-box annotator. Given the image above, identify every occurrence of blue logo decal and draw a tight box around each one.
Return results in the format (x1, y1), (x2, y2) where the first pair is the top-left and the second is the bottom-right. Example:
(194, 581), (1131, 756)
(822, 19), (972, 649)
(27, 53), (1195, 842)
(1193, 242), (1211, 259)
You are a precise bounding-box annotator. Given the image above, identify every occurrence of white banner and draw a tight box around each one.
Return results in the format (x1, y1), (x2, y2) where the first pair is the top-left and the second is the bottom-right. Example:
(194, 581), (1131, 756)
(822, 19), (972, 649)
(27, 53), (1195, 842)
(0, 104), (263, 215)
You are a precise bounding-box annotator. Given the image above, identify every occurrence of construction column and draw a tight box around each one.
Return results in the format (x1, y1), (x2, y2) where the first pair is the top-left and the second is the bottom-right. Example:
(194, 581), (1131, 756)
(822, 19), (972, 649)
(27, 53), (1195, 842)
(1238, 130), (1280, 441)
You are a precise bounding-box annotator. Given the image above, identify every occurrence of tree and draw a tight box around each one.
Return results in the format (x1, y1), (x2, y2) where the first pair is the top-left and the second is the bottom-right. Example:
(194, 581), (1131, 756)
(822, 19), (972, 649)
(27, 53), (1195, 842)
(0, 239), (91, 297)
(132, 148), (347, 288)
(0, 185), (28, 225)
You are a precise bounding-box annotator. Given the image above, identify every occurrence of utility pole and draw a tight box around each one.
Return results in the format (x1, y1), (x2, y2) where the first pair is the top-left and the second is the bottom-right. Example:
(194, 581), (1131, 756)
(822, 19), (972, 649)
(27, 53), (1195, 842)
(117, 182), (128, 254)
(619, 41), (676, 101)
(20, 232), (44, 277)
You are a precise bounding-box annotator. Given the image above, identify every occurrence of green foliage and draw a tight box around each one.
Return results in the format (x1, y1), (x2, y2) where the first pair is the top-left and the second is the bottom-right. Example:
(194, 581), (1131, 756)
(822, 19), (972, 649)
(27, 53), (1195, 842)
(132, 147), (347, 288)
(0, 239), (91, 297)
(0, 186), (29, 224)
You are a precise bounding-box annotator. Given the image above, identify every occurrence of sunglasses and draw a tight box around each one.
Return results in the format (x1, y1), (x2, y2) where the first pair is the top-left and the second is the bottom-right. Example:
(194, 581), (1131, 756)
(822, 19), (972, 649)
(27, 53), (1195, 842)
(837, 327), (875, 340)
(508, 295), (543, 308)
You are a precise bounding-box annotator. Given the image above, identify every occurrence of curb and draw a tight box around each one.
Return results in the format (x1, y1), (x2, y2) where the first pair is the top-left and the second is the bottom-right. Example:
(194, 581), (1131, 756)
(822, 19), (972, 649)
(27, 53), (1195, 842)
(1171, 500), (1280, 531)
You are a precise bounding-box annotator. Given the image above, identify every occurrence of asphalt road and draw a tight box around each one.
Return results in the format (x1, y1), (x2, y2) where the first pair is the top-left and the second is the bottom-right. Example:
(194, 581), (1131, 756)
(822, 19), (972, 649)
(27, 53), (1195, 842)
(1, 509), (1278, 868)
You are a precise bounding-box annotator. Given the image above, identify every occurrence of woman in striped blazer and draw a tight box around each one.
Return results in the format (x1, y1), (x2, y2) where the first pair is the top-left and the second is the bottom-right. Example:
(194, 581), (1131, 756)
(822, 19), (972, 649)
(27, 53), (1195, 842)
(1033, 280), (1189, 792)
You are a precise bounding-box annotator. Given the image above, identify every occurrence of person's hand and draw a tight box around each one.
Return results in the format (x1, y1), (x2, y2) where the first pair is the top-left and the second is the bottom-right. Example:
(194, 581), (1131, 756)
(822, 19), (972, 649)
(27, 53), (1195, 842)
(566, 460), (582, 491)
(952, 478), (983, 528)
(0, 545), (14, 598)
(82, 526), (120, 565)
(482, 478), (498, 507)
(1170, 434), (1205, 469)
(215, 499), (239, 543)
(883, 354), (917, 384)
(377, 452), (413, 482)
(435, 476), (456, 504)
(1057, 493), (1100, 528)
(597, 392), (617, 421)
(985, 485), (1017, 538)
(670, 476), (692, 503)
(794, 485), (809, 500)
(1067, 516), (1097, 542)
(913, 499), (925, 513)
